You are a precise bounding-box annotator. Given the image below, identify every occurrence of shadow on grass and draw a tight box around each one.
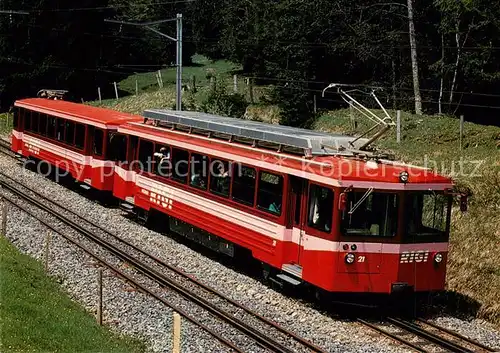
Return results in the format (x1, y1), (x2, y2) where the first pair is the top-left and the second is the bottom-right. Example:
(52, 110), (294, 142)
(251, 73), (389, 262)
(420, 290), (482, 319)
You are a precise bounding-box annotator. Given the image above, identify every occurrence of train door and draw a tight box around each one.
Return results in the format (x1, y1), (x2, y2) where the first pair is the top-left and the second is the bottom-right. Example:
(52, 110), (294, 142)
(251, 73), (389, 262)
(289, 176), (307, 265)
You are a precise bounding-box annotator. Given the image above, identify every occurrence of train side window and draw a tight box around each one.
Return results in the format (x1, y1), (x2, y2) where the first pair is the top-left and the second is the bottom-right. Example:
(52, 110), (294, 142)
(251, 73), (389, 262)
(93, 128), (104, 156)
(257, 171), (283, 216)
(153, 144), (171, 177)
(232, 165), (256, 206)
(39, 114), (48, 136)
(171, 148), (189, 184)
(75, 123), (85, 149)
(209, 159), (230, 197)
(65, 121), (75, 146)
(47, 116), (56, 139)
(128, 136), (139, 166)
(32, 112), (40, 134)
(137, 139), (154, 172)
(190, 154), (208, 190)
(56, 118), (65, 141)
(308, 184), (334, 233)
(24, 111), (31, 131)
(107, 133), (127, 162)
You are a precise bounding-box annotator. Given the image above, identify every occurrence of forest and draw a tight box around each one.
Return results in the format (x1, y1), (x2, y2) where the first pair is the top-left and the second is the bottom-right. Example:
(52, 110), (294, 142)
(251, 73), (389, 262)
(1, 0), (500, 126)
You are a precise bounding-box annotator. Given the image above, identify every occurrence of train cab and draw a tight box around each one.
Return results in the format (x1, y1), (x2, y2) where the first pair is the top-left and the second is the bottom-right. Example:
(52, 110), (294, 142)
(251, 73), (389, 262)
(11, 98), (142, 191)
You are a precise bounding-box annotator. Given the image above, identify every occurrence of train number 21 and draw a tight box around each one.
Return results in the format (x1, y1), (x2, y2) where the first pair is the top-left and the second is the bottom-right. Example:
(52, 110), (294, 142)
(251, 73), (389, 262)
(357, 256), (366, 263)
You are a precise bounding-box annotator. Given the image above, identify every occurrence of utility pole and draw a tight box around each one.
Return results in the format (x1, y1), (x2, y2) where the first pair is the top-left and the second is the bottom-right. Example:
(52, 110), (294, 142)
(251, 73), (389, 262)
(105, 14), (183, 111)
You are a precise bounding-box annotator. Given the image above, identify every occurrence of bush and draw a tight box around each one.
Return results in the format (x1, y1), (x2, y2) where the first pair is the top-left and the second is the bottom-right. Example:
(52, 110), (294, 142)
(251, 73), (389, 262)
(201, 81), (248, 118)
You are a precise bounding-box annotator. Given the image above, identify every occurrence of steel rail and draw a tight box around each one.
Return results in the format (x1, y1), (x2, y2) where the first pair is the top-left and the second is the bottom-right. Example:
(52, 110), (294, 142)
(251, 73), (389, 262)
(0, 193), (243, 353)
(387, 317), (475, 353)
(0, 145), (326, 353)
(357, 319), (428, 353)
(0, 175), (301, 353)
(0, 139), (15, 157)
(415, 318), (496, 352)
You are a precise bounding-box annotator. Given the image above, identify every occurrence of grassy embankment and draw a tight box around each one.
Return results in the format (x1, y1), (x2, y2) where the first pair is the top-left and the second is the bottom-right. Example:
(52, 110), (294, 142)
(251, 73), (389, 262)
(0, 236), (145, 353)
(0, 113), (13, 136)
(95, 54), (280, 122)
(99, 57), (500, 325)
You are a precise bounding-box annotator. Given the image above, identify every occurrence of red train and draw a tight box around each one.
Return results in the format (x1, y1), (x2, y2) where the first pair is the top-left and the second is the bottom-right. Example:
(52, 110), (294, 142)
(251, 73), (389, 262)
(11, 98), (461, 298)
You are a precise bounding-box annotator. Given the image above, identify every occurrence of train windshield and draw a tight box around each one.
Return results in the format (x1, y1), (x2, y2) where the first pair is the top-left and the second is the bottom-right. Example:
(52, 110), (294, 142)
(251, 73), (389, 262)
(341, 191), (398, 237)
(405, 192), (450, 240)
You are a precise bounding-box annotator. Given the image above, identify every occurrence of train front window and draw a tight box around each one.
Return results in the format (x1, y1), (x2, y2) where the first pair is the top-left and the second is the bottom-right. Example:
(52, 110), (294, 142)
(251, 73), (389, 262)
(406, 192), (450, 238)
(341, 191), (398, 237)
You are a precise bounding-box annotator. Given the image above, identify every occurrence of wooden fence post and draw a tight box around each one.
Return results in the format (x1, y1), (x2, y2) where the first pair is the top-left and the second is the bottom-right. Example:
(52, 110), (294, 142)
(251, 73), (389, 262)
(113, 82), (119, 100)
(44, 231), (52, 272)
(248, 78), (254, 104)
(191, 75), (197, 93)
(460, 115), (464, 150)
(210, 76), (216, 91)
(97, 268), (103, 326)
(233, 74), (238, 93)
(313, 95), (317, 113)
(172, 312), (181, 353)
(1, 201), (7, 236)
(135, 80), (139, 96)
(349, 103), (356, 129)
(396, 110), (401, 143)
(156, 73), (161, 89)
(98, 87), (102, 103)
(158, 70), (164, 88)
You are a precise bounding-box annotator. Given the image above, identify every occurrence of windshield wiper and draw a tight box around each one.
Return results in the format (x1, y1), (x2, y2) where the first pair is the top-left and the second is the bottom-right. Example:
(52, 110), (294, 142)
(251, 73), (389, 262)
(348, 187), (374, 215)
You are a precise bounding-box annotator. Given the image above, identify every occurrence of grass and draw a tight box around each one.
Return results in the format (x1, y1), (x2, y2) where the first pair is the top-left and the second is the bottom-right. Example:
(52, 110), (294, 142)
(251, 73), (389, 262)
(119, 54), (241, 95)
(0, 113), (13, 136)
(0, 236), (146, 353)
(93, 55), (270, 113)
(316, 110), (500, 324)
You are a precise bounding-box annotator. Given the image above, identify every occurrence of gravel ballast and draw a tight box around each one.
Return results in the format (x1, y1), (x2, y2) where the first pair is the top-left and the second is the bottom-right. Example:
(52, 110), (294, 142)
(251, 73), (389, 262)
(1, 150), (499, 353)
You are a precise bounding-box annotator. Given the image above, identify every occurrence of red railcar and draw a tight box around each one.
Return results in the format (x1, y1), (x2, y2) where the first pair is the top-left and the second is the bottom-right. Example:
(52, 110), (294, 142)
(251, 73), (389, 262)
(110, 109), (455, 296)
(11, 98), (142, 191)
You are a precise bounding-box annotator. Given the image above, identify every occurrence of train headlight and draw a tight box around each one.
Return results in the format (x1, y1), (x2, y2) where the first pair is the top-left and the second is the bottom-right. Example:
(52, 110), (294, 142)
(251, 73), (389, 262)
(345, 253), (355, 264)
(399, 171), (409, 183)
(434, 253), (443, 264)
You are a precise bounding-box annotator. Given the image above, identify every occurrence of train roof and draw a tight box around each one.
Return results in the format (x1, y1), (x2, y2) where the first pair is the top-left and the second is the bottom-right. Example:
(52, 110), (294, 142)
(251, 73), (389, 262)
(120, 114), (453, 190)
(143, 109), (371, 157)
(14, 98), (142, 128)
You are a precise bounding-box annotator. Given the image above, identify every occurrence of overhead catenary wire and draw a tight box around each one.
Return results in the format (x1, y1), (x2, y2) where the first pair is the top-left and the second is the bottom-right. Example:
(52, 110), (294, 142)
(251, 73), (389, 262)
(14, 0), (195, 13)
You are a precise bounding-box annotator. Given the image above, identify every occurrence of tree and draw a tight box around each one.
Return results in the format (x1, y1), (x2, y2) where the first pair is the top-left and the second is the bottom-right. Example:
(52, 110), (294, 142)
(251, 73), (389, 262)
(407, 0), (423, 115)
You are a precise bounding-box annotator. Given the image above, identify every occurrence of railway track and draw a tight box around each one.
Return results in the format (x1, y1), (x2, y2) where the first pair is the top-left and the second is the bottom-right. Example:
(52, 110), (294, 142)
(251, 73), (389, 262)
(0, 170), (326, 353)
(1, 140), (498, 353)
(0, 138), (16, 157)
(358, 317), (496, 353)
